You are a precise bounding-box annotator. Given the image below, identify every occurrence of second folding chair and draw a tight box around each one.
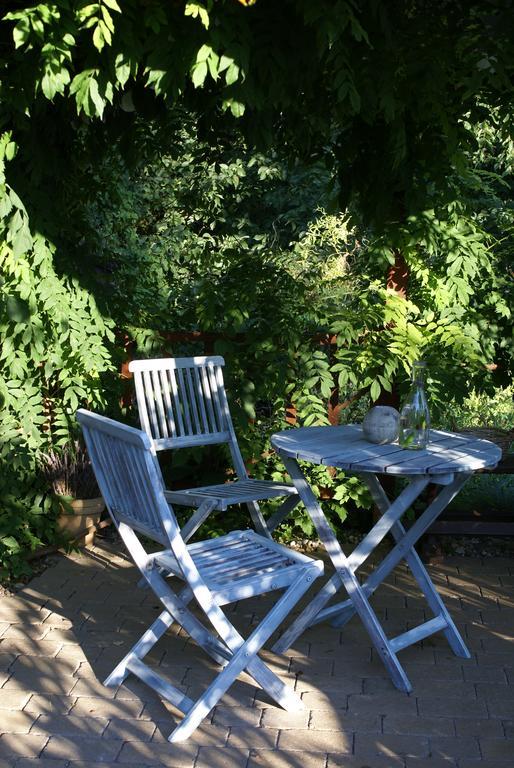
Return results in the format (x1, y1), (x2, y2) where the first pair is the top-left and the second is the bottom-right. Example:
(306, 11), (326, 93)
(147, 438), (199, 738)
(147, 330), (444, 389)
(129, 356), (300, 539)
(77, 409), (323, 742)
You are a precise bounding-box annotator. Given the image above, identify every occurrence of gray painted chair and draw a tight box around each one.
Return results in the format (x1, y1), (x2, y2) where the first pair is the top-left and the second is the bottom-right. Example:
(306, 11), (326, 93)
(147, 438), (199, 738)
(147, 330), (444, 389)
(129, 355), (300, 539)
(77, 409), (323, 742)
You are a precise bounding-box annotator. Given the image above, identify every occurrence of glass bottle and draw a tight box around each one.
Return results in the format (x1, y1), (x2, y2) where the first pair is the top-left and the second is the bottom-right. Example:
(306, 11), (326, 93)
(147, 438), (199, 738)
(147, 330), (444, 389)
(398, 361), (430, 450)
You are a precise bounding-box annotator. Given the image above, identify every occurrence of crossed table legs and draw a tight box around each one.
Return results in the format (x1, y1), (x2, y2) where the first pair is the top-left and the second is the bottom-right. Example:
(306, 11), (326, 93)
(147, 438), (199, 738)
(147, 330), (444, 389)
(273, 456), (472, 692)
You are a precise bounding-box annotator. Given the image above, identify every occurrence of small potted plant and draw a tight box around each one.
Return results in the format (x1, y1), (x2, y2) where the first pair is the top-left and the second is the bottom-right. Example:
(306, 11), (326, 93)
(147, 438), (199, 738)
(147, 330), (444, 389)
(40, 441), (105, 546)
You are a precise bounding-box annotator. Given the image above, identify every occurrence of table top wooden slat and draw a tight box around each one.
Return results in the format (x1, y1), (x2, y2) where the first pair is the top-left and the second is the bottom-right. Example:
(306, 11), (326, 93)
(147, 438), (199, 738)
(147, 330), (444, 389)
(271, 425), (501, 475)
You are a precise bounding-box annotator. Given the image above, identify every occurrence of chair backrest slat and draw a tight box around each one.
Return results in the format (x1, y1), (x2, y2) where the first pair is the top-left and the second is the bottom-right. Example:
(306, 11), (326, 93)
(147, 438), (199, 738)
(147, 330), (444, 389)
(185, 367), (202, 434)
(159, 368), (174, 437)
(208, 362), (225, 432)
(200, 365), (217, 433)
(137, 370), (155, 439)
(151, 369), (169, 440)
(176, 367), (193, 435)
(213, 362), (232, 432)
(193, 366), (209, 434)
(129, 356), (234, 451)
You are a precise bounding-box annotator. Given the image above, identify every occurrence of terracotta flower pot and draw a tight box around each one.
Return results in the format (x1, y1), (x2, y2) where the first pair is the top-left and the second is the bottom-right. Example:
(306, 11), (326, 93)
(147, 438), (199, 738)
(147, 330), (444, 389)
(57, 497), (105, 547)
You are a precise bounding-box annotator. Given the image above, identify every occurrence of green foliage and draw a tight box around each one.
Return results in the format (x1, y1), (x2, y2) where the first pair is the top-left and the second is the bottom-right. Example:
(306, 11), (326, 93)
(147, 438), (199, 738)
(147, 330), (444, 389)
(437, 385), (514, 433)
(0, 144), (116, 578)
(328, 196), (512, 416)
(0, 1), (513, 575)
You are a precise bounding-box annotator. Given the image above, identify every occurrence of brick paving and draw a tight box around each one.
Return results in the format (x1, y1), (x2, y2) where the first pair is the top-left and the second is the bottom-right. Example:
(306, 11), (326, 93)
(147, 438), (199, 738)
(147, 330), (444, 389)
(0, 541), (513, 767)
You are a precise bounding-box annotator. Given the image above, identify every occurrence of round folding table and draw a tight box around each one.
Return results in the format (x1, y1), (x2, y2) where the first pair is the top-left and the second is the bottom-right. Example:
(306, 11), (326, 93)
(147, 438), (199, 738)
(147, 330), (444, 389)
(271, 424), (501, 692)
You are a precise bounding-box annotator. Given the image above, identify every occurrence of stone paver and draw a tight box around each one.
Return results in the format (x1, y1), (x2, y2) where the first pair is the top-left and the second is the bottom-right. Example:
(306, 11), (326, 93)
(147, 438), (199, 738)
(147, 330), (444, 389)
(0, 543), (512, 767)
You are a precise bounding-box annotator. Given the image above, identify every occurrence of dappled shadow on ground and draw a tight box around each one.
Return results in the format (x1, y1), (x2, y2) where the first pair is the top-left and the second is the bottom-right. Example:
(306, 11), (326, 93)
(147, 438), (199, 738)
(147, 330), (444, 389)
(0, 540), (513, 766)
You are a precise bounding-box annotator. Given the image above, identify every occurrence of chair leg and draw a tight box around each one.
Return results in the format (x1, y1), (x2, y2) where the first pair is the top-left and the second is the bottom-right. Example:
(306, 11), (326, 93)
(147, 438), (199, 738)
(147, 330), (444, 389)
(266, 495), (301, 533)
(273, 573), (340, 654)
(153, 564), (317, 712)
(110, 525), (317, 740)
(169, 581), (303, 713)
(180, 499), (217, 542)
(246, 500), (272, 538)
(168, 568), (314, 742)
(104, 610), (174, 687)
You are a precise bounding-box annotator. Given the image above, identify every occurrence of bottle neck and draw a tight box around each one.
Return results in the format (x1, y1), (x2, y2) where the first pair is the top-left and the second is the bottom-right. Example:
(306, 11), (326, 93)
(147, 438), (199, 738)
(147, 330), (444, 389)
(411, 364), (426, 388)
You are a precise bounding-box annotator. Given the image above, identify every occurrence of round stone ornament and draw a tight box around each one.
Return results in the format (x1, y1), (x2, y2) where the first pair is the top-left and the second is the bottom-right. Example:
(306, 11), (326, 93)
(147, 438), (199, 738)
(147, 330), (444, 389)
(362, 406), (400, 444)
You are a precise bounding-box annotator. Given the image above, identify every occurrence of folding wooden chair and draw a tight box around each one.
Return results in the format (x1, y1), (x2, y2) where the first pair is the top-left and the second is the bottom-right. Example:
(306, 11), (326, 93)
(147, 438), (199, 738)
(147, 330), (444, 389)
(129, 356), (300, 539)
(77, 409), (323, 742)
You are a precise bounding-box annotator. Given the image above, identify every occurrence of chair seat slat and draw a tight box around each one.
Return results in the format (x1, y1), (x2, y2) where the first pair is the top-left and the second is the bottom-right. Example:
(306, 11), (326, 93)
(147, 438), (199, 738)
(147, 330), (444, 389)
(210, 566), (308, 605)
(193, 539), (269, 561)
(155, 432), (231, 451)
(206, 559), (293, 585)
(154, 531), (307, 593)
(193, 539), (290, 569)
(165, 480), (297, 511)
(192, 543), (256, 565)
(200, 552), (288, 580)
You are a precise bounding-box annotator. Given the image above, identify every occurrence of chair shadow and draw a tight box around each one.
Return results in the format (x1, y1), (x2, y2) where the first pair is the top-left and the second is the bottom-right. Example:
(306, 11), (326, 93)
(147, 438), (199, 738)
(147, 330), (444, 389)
(6, 537), (325, 768)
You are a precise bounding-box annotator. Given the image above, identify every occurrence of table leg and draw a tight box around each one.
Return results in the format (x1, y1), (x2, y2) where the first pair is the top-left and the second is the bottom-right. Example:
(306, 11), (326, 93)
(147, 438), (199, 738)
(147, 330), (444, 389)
(358, 473), (471, 659)
(273, 456), (415, 692)
(274, 473), (430, 642)
(330, 472), (471, 628)
(274, 457), (473, 692)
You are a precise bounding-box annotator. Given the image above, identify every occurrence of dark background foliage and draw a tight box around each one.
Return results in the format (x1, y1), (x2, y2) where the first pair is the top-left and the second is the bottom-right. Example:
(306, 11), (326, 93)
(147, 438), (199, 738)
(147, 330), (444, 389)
(0, 1), (512, 577)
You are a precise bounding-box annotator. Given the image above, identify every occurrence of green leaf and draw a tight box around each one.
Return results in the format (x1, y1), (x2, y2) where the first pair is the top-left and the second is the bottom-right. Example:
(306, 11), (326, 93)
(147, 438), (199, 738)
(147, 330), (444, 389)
(195, 44), (213, 63)
(12, 18), (31, 49)
(100, 5), (115, 34)
(370, 379), (381, 402)
(218, 55), (233, 73)
(222, 97), (245, 117)
(99, 19), (112, 45)
(191, 60), (208, 88)
(185, 3), (210, 29)
(225, 62), (239, 86)
(78, 4), (100, 22)
(4, 141), (17, 162)
(1, 536), (21, 553)
(0, 193), (12, 218)
(115, 53), (131, 87)
(92, 24), (105, 51)
(70, 69), (105, 117)
(102, 0), (121, 12)
(12, 225), (33, 258)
